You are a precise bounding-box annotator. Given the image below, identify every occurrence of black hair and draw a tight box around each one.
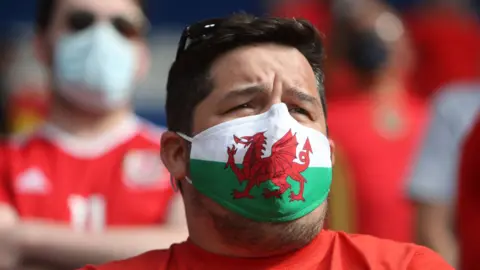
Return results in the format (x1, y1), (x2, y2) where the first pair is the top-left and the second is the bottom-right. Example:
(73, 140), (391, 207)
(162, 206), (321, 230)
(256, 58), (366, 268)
(166, 13), (327, 135)
(35, 0), (147, 32)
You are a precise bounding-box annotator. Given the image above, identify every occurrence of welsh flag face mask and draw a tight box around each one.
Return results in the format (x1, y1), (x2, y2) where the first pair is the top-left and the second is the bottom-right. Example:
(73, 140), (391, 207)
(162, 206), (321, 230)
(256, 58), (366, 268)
(178, 103), (332, 222)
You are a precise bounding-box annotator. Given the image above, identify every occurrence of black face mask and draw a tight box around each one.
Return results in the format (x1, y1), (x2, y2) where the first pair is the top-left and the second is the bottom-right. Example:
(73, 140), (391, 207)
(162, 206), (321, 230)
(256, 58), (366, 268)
(346, 31), (389, 75)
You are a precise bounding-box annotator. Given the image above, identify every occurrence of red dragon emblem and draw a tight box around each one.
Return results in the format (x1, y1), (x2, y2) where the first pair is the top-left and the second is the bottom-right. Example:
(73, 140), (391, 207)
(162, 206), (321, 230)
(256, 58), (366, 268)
(224, 129), (312, 202)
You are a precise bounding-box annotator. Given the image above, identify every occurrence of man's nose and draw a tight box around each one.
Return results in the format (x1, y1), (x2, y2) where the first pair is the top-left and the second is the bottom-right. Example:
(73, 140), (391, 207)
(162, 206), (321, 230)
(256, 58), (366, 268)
(266, 76), (284, 108)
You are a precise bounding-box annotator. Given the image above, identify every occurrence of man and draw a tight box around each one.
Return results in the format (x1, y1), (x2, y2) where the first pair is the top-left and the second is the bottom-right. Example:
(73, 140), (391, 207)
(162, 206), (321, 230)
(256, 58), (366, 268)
(0, 0), (187, 269)
(327, 2), (427, 242)
(83, 14), (451, 269)
(457, 113), (480, 270)
(408, 84), (480, 267)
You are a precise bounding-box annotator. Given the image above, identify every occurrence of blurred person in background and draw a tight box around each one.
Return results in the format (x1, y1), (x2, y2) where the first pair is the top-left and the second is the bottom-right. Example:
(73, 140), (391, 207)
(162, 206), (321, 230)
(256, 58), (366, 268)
(7, 86), (50, 136)
(408, 84), (480, 267)
(271, 0), (332, 39)
(405, 0), (480, 102)
(83, 13), (450, 270)
(271, 0), (359, 100)
(0, 0), (187, 269)
(457, 113), (480, 270)
(327, 0), (427, 243)
(0, 28), (50, 136)
(0, 39), (12, 137)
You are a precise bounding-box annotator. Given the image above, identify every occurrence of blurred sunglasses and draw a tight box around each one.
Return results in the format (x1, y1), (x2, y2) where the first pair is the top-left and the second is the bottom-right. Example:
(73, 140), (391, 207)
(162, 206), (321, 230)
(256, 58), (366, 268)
(65, 10), (149, 39)
(175, 18), (224, 61)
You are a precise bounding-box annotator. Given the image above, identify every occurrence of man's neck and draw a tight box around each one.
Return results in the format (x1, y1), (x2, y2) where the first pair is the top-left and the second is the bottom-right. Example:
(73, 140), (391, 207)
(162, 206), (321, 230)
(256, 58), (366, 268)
(184, 203), (325, 259)
(47, 102), (132, 138)
(188, 230), (313, 258)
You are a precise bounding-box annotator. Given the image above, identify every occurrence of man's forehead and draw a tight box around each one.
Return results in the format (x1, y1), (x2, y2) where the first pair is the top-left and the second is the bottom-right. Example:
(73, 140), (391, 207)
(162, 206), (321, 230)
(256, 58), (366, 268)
(210, 44), (318, 98)
(57, 0), (143, 19)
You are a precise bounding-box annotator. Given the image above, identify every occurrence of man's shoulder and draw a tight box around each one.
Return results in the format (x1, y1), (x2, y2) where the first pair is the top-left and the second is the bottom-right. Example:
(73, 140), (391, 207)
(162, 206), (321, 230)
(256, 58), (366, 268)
(4, 127), (48, 149)
(330, 231), (453, 269)
(81, 249), (171, 270)
(343, 231), (429, 252)
(0, 130), (54, 166)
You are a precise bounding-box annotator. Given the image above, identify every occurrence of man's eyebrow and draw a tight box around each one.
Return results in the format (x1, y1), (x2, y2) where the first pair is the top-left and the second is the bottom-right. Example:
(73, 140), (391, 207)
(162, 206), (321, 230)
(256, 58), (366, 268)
(285, 87), (320, 106)
(222, 85), (268, 101)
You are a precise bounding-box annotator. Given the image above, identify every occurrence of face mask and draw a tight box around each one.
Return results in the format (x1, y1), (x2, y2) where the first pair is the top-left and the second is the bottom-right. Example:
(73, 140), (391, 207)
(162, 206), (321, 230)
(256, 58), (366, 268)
(178, 103), (332, 222)
(53, 23), (137, 111)
(347, 30), (388, 75)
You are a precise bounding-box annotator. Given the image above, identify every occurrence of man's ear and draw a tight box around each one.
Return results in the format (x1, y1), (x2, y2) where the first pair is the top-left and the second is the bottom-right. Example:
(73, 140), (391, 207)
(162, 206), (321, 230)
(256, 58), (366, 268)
(329, 139), (336, 166)
(161, 131), (188, 180)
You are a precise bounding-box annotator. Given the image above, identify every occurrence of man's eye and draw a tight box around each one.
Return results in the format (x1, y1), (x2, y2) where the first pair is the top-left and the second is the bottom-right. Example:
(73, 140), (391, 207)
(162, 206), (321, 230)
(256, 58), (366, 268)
(289, 107), (309, 115)
(225, 103), (252, 114)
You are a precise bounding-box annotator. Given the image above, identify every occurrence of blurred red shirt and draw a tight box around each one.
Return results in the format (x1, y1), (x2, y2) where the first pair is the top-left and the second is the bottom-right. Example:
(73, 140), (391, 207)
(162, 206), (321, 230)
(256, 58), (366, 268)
(0, 116), (174, 229)
(272, 0), (332, 39)
(457, 113), (480, 270)
(328, 91), (428, 242)
(405, 6), (480, 101)
(272, 0), (358, 99)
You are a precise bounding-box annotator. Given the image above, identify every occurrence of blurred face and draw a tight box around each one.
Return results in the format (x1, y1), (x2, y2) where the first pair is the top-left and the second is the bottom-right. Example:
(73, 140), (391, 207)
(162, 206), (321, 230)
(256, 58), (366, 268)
(38, 0), (148, 71)
(341, 3), (413, 79)
(162, 43), (332, 253)
(35, 0), (150, 113)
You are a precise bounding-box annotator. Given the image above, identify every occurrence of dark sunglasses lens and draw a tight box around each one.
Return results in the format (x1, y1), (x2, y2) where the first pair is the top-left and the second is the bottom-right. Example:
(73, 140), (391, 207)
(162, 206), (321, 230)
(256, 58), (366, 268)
(112, 17), (142, 39)
(188, 19), (222, 39)
(181, 19), (223, 51)
(67, 11), (95, 32)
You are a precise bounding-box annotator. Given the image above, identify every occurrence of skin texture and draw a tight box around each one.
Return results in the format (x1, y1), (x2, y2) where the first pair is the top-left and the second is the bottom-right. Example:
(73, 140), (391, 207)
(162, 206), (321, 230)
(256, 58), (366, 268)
(161, 43), (335, 258)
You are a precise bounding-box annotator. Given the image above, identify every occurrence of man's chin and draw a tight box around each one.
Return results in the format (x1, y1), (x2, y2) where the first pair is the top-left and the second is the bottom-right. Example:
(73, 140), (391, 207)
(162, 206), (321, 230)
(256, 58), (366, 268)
(195, 193), (326, 256)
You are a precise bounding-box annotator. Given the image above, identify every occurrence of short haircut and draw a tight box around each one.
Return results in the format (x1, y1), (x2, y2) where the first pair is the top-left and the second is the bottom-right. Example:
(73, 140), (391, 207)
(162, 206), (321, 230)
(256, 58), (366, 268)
(35, 0), (147, 32)
(166, 13), (327, 135)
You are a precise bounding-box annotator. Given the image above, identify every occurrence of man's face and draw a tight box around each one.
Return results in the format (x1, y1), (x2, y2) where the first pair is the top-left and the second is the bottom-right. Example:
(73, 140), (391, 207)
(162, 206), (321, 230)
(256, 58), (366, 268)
(194, 43), (327, 135)
(163, 43), (332, 252)
(36, 0), (149, 78)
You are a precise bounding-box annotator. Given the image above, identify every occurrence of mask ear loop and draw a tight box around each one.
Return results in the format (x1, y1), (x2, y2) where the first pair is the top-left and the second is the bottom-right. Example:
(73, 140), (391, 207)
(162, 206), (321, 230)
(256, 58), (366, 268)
(175, 132), (194, 186)
(177, 132), (193, 142)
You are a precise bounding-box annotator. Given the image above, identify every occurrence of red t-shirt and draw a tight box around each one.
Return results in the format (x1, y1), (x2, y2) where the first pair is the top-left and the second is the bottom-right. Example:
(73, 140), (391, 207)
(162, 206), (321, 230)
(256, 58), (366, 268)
(457, 113), (480, 270)
(82, 230), (451, 270)
(271, 0), (359, 99)
(405, 7), (480, 100)
(271, 0), (332, 40)
(0, 116), (174, 230)
(327, 92), (428, 242)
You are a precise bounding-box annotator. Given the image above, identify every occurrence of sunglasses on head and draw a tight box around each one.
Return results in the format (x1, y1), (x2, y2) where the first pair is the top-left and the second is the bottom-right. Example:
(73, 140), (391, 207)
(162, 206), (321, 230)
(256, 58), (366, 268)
(65, 10), (149, 39)
(175, 18), (224, 61)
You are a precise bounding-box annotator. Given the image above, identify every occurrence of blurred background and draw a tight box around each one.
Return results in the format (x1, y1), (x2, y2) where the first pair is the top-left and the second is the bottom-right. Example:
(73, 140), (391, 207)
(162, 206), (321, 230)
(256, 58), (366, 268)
(0, 0), (264, 132)
(1, 0), (479, 133)
(1, 0), (479, 268)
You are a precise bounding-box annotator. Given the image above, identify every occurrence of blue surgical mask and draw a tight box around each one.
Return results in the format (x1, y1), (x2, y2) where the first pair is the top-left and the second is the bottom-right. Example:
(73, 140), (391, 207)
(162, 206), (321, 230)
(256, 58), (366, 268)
(53, 23), (137, 111)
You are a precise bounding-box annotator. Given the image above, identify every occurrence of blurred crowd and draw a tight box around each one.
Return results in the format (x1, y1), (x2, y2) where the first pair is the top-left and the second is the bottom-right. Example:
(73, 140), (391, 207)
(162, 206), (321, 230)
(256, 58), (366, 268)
(0, 0), (479, 269)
